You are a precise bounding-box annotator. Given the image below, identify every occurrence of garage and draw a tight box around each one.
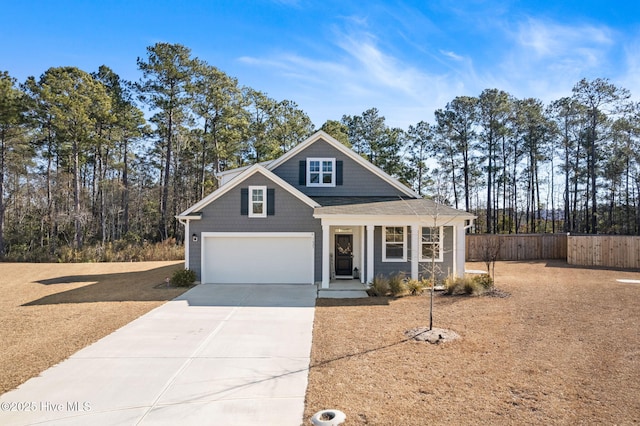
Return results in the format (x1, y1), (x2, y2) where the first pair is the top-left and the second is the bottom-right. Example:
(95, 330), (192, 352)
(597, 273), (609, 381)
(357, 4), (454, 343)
(201, 232), (315, 284)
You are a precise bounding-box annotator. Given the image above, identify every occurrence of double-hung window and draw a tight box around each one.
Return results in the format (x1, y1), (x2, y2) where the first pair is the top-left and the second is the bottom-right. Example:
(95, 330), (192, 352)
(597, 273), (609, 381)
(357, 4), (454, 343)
(307, 158), (335, 187)
(248, 186), (266, 218)
(383, 226), (407, 262)
(420, 226), (443, 262)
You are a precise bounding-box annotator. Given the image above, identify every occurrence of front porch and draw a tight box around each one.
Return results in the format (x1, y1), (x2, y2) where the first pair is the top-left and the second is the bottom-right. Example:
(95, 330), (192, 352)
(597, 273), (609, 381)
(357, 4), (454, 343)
(316, 279), (369, 298)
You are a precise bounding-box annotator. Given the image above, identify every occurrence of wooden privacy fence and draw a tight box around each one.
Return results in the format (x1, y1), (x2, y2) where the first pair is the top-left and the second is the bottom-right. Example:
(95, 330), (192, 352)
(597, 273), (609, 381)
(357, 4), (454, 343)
(567, 235), (640, 269)
(466, 233), (568, 261)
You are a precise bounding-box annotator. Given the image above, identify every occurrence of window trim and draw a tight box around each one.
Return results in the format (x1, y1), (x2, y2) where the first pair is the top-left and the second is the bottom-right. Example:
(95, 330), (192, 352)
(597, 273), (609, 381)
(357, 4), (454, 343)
(419, 226), (444, 262)
(248, 185), (267, 218)
(382, 226), (407, 262)
(306, 158), (336, 187)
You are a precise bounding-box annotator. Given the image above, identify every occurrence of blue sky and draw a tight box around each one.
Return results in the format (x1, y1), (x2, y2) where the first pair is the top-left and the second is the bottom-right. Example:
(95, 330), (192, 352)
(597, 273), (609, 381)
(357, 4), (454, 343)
(2, 0), (639, 128)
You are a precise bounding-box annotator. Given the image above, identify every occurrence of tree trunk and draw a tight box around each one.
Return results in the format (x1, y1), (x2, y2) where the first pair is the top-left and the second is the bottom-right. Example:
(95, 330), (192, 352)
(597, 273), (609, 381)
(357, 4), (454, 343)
(122, 137), (129, 236)
(73, 139), (82, 249)
(0, 131), (5, 256)
(160, 110), (173, 241)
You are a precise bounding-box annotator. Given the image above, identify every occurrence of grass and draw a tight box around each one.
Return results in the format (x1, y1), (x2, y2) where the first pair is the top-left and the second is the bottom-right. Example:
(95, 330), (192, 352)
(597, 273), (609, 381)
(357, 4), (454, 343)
(0, 261), (188, 394)
(1, 260), (638, 424)
(305, 260), (640, 424)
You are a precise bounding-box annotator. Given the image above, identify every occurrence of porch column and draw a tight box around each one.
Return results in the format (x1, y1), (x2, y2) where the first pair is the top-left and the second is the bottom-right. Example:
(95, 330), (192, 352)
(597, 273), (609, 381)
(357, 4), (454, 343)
(360, 227), (366, 284)
(366, 225), (374, 283)
(411, 224), (419, 280)
(454, 223), (466, 277)
(322, 224), (330, 288)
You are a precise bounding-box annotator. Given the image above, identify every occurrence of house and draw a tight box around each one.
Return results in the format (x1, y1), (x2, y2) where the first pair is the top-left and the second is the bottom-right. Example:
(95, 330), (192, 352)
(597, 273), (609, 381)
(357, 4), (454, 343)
(177, 131), (475, 287)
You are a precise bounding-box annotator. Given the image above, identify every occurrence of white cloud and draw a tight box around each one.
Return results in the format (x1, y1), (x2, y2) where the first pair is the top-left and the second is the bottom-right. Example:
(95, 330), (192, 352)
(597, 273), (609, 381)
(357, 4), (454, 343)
(440, 50), (464, 61)
(514, 18), (614, 67)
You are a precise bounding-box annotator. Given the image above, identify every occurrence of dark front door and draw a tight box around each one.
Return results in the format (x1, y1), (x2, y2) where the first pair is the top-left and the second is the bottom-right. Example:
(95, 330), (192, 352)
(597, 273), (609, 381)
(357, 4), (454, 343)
(335, 234), (353, 276)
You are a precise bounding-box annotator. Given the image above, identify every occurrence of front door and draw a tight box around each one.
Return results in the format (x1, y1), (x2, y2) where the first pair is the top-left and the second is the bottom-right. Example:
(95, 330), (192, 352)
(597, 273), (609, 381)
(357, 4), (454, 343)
(335, 234), (353, 276)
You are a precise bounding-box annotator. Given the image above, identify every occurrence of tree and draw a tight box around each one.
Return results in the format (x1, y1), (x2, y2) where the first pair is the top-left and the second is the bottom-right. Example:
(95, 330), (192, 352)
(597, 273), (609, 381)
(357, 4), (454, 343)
(320, 120), (350, 146)
(477, 89), (512, 233)
(244, 88), (278, 163)
(572, 78), (630, 234)
(190, 61), (247, 197)
(513, 98), (552, 233)
(0, 71), (30, 256)
(268, 99), (314, 155)
(548, 97), (584, 232)
(341, 108), (405, 177)
(404, 121), (433, 196)
(33, 67), (112, 249)
(434, 96), (478, 212)
(137, 42), (195, 240)
(94, 65), (148, 239)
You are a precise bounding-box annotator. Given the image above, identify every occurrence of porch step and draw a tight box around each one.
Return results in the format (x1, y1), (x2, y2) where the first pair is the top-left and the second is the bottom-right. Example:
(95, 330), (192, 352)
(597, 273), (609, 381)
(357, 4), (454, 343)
(317, 280), (369, 298)
(317, 289), (369, 299)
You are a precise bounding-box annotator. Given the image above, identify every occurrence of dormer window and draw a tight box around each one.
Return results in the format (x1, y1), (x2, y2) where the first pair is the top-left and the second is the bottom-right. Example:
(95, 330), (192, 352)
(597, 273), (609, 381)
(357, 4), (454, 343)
(307, 158), (335, 187)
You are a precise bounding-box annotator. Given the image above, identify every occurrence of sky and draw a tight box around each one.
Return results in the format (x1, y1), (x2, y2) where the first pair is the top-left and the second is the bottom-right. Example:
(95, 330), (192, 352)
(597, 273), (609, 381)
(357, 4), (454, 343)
(2, 0), (640, 129)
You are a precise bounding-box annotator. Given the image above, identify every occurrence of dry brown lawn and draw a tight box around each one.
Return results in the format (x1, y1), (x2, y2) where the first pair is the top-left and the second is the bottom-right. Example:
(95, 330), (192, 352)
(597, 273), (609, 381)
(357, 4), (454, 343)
(305, 261), (640, 425)
(2, 260), (639, 424)
(0, 261), (188, 395)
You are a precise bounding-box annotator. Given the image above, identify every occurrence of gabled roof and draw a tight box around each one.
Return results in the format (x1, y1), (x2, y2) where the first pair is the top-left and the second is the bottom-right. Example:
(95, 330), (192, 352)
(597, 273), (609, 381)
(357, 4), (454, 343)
(267, 130), (421, 199)
(177, 164), (320, 218)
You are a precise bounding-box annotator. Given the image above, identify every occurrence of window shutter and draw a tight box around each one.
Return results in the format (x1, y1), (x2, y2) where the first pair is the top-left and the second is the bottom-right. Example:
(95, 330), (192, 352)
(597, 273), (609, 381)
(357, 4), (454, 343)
(336, 160), (343, 186)
(267, 189), (275, 216)
(240, 188), (248, 215)
(299, 160), (306, 185)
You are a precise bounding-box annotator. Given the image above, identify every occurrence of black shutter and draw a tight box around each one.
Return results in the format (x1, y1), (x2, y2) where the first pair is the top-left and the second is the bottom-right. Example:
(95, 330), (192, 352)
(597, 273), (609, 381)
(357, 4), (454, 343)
(336, 160), (343, 186)
(267, 189), (275, 216)
(240, 188), (248, 215)
(299, 160), (306, 185)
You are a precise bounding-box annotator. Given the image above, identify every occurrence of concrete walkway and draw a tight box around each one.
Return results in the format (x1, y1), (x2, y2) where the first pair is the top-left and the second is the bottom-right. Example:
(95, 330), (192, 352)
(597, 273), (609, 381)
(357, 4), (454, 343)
(0, 284), (317, 426)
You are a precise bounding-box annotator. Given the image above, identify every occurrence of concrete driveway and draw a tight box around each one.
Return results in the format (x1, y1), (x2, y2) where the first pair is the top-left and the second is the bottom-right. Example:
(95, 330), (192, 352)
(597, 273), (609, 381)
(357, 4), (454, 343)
(0, 284), (317, 426)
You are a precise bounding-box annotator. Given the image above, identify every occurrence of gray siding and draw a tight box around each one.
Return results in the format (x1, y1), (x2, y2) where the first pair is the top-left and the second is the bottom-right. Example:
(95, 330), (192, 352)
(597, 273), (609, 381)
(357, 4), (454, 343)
(371, 226), (454, 281)
(272, 138), (409, 197)
(188, 172), (322, 282)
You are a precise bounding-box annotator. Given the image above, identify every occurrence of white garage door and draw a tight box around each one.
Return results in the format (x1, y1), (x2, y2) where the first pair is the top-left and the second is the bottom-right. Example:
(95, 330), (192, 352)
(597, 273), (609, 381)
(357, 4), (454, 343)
(202, 232), (314, 284)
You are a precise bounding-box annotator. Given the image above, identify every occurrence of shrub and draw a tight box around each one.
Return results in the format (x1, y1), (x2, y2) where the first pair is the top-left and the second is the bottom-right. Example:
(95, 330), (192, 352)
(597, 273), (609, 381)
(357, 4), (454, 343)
(388, 273), (406, 296)
(171, 269), (196, 287)
(463, 279), (479, 294)
(368, 274), (389, 296)
(444, 273), (493, 296)
(405, 278), (425, 295)
(473, 273), (494, 290)
(444, 275), (467, 295)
